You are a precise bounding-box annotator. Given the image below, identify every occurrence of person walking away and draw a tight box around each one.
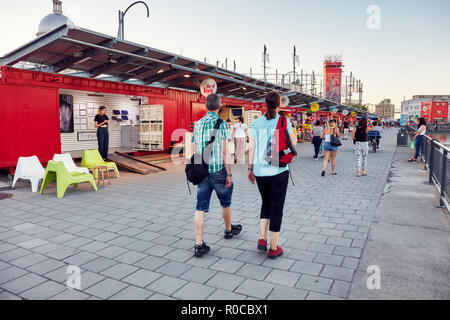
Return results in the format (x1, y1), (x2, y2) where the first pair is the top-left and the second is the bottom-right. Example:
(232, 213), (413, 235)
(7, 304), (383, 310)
(353, 118), (373, 177)
(226, 119), (235, 160)
(320, 119), (340, 176)
(94, 106), (110, 159)
(409, 117), (427, 162)
(234, 116), (248, 164)
(343, 119), (350, 140)
(312, 120), (323, 160)
(248, 91), (297, 259)
(371, 121), (383, 148)
(192, 94), (242, 258)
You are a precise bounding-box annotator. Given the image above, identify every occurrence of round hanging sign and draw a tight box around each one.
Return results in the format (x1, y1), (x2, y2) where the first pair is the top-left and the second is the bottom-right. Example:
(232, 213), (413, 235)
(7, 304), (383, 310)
(351, 111), (357, 117)
(330, 106), (337, 114)
(200, 78), (217, 97)
(281, 96), (290, 107)
(342, 109), (349, 116)
(310, 102), (320, 112)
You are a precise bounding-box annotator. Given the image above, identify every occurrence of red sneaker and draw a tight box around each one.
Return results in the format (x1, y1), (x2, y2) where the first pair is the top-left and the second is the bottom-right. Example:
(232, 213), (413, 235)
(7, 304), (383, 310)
(268, 246), (284, 259)
(257, 239), (267, 251)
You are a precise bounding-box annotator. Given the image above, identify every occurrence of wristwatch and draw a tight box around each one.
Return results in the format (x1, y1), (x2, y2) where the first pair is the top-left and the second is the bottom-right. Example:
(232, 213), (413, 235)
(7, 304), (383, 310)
(227, 173), (233, 177)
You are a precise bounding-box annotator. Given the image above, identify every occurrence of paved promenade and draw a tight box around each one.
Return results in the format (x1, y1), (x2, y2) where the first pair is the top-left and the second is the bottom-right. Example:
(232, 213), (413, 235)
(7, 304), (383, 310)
(0, 129), (446, 300)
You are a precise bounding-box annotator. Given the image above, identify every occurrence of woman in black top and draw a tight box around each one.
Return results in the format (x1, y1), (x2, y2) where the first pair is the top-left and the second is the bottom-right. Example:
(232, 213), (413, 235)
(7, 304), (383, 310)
(352, 118), (373, 177)
(94, 106), (110, 159)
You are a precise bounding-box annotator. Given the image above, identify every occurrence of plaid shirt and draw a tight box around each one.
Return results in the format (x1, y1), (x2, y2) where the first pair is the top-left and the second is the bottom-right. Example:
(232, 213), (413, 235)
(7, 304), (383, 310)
(192, 112), (231, 173)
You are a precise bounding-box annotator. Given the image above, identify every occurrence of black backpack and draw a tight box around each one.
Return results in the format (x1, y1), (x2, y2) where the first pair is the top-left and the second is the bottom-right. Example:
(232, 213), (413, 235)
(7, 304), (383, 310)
(185, 119), (224, 190)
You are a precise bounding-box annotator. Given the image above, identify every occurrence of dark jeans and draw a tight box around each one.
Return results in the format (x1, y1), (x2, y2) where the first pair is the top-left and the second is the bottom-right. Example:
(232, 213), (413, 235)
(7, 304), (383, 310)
(97, 127), (109, 159)
(312, 136), (322, 158)
(414, 135), (424, 159)
(255, 171), (289, 232)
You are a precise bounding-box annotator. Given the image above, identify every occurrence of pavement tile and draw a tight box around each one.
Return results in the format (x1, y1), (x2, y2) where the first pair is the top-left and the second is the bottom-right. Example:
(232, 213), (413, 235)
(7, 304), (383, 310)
(172, 282), (216, 300)
(122, 269), (162, 288)
(267, 285), (308, 300)
(296, 275), (333, 294)
(206, 272), (246, 291)
(235, 278), (274, 299)
(147, 275), (187, 296)
(265, 269), (301, 287)
(110, 286), (154, 300)
(210, 258), (244, 274)
(236, 263), (272, 281)
(100, 263), (139, 280)
(180, 266), (218, 284)
(84, 278), (128, 299)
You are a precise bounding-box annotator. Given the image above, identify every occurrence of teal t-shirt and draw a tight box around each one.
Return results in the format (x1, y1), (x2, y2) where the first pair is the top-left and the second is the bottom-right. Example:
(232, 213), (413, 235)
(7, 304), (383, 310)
(250, 114), (294, 177)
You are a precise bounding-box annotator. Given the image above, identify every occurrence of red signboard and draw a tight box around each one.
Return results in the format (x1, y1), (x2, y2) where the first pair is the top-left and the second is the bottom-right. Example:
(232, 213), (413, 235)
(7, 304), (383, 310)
(323, 60), (342, 104)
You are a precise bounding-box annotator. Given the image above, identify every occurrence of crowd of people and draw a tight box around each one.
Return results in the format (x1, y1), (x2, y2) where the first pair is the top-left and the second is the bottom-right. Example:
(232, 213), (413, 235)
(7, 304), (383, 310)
(189, 91), (395, 260)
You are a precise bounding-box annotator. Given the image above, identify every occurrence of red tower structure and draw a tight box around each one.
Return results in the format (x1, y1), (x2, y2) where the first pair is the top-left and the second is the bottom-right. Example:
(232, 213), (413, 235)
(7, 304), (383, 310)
(323, 56), (343, 104)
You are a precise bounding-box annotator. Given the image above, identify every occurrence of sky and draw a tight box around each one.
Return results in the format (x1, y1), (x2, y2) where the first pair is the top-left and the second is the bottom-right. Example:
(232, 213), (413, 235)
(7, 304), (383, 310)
(1, 0), (449, 112)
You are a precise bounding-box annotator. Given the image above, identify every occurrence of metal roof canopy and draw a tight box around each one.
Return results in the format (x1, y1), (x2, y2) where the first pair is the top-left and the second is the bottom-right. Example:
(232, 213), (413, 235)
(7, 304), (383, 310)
(0, 24), (359, 111)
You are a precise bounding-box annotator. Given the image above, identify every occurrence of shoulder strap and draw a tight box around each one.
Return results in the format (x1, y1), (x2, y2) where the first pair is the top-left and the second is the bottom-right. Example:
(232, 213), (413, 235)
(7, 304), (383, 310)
(206, 119), (223, 146)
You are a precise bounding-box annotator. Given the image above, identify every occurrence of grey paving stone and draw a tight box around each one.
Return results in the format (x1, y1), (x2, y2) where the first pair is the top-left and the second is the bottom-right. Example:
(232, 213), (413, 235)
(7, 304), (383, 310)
(147, 275), (187, 296)
(0, 247), (32, 262)
(212, 247), (244, 259)
(2, 273), (47, 295)
(285, 249), (317, 262)
(290, 261), (324, 276)
(210, 258), (244, 274)
(265, 269), (301, 287)
(236, 263), (272, 281)
(122, 269), (162, 288)
(307, 292), (343, 300)
(330, 280), (351, 298)
(180, 266), (218, 284)
(207, 289), (247, 300)
(0, 266), (28, 285)
(262, 257), (295, 271)
(100, 263), (139, 280)
(32, 243), (65, 255)
(46, 247), (79, 260)
(164, 249), (194, 263)
(307, 242), (336, 255)
(95, 246), (128, 259)
(110, 286), (154, 300)
(134, 256), (169, 271)
(296, 275), (333, 294)
(64, 252), (99, 266)
(10, 253), (48, 269)
(206, 272), (246, 291)
(342, 257), (359, 270)
(156, 261), (192, 277)
(27, 259), (66, 275)
(16, 238), (49, 249)
(148, 293), (176, 300)
(172, 282), (216, 300)
(84, 278), (128, 299)
(320, 265), (354, 282)
(267, 285), (308, 300)
(235, 278), (274, 300)
(303, 234), (328, 244)
(283, 239), (311, 250)
(333, 246), (362, 258)
(326, 236), (353, 247)
(50, 289), (90, 300)
(0, 291), (23, 300)
(114, 251), (147, 264)
(20, 280), (67, 300)
(81, 257), (118, 273)
(313, 254), (344, 267)
(235, 251), (267, 265)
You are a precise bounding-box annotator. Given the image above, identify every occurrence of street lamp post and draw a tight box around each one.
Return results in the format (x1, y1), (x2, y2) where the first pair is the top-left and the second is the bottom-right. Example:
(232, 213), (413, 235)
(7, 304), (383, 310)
(118, 1), (150, 40)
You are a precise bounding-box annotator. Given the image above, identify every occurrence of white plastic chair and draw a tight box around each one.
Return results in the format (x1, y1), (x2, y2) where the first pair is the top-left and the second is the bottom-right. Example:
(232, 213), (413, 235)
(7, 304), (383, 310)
(12, 156), (45, 193)
(53, 154), (90, 175)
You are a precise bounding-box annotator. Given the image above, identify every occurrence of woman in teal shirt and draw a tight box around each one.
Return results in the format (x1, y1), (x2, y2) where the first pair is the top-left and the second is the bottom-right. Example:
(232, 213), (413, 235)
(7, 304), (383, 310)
(248, 91), (297, 259)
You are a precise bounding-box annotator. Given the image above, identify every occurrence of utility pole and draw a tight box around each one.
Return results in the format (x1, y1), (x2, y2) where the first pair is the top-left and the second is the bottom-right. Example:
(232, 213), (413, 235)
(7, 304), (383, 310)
(233, 60), (236, 72)
(300, 69), (304, 91)
(293, 46), (299, 85)
(118, 1), (150, 40)
(262, 45), (269, 82)
(349, 72), (353, 105)
(225, 58), (228, 69)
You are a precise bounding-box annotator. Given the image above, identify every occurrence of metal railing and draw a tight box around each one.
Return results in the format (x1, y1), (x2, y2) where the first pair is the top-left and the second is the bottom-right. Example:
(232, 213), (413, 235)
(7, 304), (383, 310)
(407, 126), (450, 211)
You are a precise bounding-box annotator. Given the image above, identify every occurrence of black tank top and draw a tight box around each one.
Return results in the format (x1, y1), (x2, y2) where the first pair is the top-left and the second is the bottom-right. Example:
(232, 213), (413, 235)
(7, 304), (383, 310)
(355, 127), (368, 142)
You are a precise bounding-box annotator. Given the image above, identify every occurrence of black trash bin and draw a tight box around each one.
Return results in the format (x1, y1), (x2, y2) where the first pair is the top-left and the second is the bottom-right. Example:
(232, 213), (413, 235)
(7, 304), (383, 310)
(397, 128), (408, 146)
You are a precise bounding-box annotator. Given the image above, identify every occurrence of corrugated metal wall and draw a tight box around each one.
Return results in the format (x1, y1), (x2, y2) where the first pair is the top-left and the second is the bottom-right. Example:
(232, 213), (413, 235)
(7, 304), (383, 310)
(59, 89), (141, 152)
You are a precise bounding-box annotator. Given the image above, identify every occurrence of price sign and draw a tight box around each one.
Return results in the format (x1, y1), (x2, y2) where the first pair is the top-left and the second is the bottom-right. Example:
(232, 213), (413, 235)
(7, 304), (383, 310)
(310, 102), (320, 112)
(200, 78), (217, 97)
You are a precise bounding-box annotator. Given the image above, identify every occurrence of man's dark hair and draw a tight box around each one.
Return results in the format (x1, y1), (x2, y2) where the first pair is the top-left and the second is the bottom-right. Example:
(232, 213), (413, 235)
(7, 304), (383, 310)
(315, 120), (321, 126)
(206, 94), (221, 111)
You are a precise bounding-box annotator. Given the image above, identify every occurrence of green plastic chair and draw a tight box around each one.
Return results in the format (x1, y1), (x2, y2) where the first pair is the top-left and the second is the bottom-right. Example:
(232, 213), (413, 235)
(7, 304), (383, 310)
(80, 150), (120, 178)
(40, 161), (98, 199)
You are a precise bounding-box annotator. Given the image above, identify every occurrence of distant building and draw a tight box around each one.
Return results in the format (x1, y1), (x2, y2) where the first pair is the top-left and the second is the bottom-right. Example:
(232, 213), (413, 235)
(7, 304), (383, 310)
(375, 99), (395, 119)
(401, 95), (450, 125)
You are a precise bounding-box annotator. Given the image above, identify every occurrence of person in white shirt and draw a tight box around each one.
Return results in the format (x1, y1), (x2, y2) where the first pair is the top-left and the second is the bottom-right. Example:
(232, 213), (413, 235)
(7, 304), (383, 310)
(372, 121), (384, 148)
(234, 116), (248, 164)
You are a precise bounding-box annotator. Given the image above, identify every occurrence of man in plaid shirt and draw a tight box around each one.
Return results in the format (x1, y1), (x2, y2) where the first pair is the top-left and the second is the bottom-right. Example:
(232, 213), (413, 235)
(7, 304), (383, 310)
(192, 94), (243, 258)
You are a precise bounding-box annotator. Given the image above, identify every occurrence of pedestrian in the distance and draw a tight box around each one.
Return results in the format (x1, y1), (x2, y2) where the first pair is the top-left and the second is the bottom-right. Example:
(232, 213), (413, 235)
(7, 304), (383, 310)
(248, 91), (297, 259)
(320, 119), (340, 176)
(191, 94), (242, 258)
(94, 106), (110, 159)
(234, 116), (248, 164)
(312, 120), (323, 160)
(343, 119), (350, 140)
(353, 118), (373, 177)
(409, 117), (427, 163)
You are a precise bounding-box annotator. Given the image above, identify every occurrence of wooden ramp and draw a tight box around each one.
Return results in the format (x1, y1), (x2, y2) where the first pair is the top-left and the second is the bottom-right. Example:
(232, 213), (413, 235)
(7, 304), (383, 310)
(107, 152), (166, 175)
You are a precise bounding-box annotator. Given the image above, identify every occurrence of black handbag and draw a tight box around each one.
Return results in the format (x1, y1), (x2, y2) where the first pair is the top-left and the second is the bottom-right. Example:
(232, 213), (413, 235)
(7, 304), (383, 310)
(330, 128), (342, 147)
(185, 119), (223, 187)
